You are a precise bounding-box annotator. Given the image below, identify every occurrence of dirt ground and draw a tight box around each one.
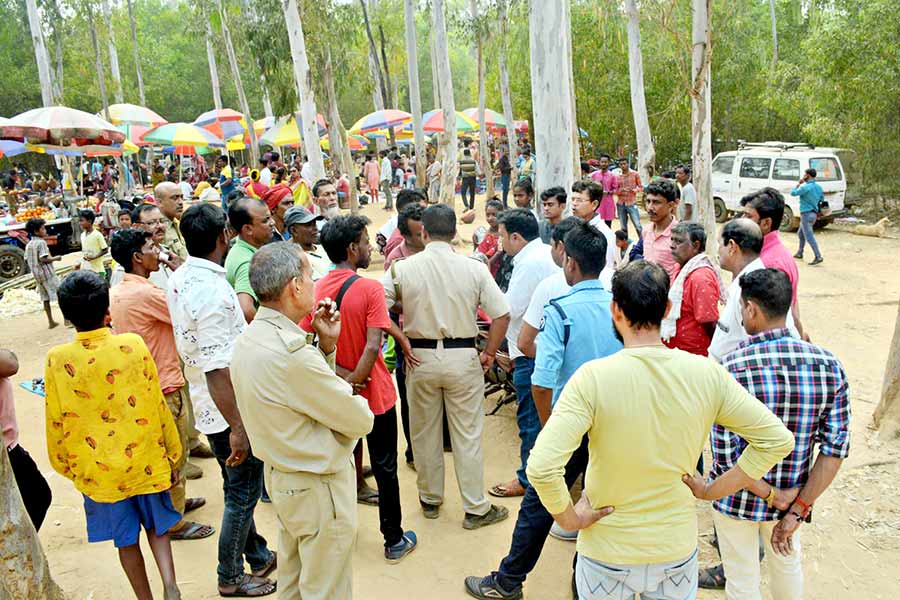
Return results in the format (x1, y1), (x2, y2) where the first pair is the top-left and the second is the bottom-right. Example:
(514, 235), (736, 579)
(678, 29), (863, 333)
(5, 194), (900, 599)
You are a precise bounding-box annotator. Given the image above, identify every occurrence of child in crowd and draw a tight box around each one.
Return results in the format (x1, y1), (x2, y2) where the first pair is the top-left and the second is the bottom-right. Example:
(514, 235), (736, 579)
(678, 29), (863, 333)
(45, 271), (183, 600)
(117, 209), (133, 230)
(79, 209), (109, 279)
(24, 218), (62, 328)
(473, 199), (505, 278)
(615, 229), (635, 269)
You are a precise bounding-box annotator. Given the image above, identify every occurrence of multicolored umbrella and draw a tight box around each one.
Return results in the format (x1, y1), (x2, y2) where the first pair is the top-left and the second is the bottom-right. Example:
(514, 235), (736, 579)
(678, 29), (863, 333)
(0, 106), (125, 145)
(25, 139), (140, 157)
(0, 140), (28, 158)
(321, 134), (369, 152)
(253, 116), (276, 136)
(349, 109), (412, 134)
(142, 122), (225, 148)
(420, 109), (478, 133)
(104, 103), (168, 127)
(258, 113), (328, 147)
(161, 145), (215, 156)
(461, 108), (508, 129)
(194, 108), (247, 141)
(119, 124), (153, 147)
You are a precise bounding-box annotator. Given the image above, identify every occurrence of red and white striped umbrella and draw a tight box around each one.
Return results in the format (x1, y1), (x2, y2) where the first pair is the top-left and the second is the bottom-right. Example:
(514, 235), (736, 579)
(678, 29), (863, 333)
(0, 106), (125, 145)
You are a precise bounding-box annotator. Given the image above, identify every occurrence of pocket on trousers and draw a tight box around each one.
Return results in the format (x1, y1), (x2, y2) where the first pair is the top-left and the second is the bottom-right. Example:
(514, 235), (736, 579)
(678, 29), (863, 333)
(661, 551), (698, 600)
(271, 483), (318, 537)
(578, 556), (630, 600)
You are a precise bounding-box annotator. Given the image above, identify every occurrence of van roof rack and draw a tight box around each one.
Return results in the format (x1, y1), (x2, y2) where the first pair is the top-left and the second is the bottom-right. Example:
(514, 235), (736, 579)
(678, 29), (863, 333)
(737, 141), (817, 151)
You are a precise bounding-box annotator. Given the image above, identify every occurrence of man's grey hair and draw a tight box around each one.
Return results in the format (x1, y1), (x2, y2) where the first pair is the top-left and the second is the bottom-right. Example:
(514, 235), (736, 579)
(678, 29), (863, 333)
(249, 242), (306, 302)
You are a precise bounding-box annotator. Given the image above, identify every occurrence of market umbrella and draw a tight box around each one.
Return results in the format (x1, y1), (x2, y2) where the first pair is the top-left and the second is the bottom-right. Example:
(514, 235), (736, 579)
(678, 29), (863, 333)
(0, 140), (28, 158)
(120, 124), (153, 147)
(420, 109), (478, 133)
(461, 108), (508, 129)
(258, 113), (328, 147)
(0, 106), (125, 145)
(25, 140), (139, 156)
(103, 103), (167, 127)
(349, 109), (412, 134)
(321, 134), (369, 152)
(253, 116), (276, 136)
(162, 145), (215, 156)
(194, 108), (247, 140)
(142, 122), (225, 148)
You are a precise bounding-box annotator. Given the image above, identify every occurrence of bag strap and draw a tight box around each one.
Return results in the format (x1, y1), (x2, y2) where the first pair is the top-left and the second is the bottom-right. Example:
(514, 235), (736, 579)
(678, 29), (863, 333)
(548, 299), (570, 347)
(335, 274), (361, 310)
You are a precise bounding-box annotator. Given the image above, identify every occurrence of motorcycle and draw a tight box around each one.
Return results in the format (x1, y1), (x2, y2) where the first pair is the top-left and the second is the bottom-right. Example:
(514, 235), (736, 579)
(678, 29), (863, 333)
(477, 319), (517, 416)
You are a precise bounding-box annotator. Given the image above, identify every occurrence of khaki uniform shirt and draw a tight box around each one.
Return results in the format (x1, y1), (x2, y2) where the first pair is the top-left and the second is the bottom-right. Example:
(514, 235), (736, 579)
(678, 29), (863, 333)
(383, 241), (510, 339)
(230, 306), (374, 475)
(163, 218), (188, 262)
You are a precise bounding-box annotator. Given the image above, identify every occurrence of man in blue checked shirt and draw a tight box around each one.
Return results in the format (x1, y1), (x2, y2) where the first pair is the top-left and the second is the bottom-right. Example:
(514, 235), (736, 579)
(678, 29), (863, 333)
(464, 221), (622, 600)
(685, 268), (850, 600)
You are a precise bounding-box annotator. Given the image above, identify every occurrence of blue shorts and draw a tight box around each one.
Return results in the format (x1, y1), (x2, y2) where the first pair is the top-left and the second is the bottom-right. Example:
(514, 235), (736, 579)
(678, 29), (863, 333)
(83, 491), (181, 548)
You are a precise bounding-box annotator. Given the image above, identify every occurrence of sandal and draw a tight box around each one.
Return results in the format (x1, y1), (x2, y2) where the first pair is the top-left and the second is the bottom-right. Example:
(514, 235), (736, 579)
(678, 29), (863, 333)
(169, 521), (215, 541)
(489, 480), (526, 498)
(184, 497), (206, 513)
(698, 563), (726, 590)
(219, 574), (276, 598)
(357, 485), (379, 506)
(252, 552), (277, 578)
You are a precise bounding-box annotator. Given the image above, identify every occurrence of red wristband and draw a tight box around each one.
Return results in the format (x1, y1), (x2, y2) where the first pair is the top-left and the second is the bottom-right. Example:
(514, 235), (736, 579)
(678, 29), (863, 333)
(794, 496), (812, 516)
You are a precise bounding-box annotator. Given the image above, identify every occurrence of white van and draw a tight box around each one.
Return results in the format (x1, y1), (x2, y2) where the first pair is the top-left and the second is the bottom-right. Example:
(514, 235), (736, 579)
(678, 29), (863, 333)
(711, 142), (847, 231)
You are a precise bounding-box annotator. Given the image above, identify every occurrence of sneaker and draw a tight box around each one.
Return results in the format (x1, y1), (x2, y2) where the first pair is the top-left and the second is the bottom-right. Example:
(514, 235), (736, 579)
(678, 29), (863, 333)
(809, 256), (824, 266)
(463, 574), (523, 600)
(421, 501), (440, 519)
(793, 252), (803, 259)
(549, 522), (578, 541)
(385, 531), (417, 564)
(463, 504), (509, 530)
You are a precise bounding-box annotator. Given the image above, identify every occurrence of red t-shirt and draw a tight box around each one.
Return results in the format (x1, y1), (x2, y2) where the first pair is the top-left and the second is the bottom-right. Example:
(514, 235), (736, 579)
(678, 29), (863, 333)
(663, 266), (721, 356)
(303, 269), (396, 415)
(383, 228), (404, 259)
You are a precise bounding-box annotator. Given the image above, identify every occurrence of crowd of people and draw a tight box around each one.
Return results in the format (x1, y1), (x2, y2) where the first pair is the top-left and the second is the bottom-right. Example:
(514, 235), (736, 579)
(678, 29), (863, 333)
(0, 140), (851, 600)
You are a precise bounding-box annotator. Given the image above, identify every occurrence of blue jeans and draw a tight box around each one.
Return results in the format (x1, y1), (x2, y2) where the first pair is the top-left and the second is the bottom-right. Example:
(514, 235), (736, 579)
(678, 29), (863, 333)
(513, 357), (540, 488)
(500, 174), (511, 207)
(617, 204), (642, 238)
(496, 437), (589, 590)
(208, 428), (274, 586)
(797, 211), (822, 259)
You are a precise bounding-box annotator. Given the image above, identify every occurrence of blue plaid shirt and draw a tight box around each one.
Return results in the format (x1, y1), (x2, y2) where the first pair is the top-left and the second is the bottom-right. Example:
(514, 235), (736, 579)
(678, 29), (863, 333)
(710, 328), (851, 521)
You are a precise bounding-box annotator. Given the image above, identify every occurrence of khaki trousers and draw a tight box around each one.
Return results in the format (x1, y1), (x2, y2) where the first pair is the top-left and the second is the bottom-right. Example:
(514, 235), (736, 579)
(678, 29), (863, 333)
(164, 387), (190, 525)
(713, 511), (804, 600)
(265, 462), (357, 600)
(405, 345), (490, 516)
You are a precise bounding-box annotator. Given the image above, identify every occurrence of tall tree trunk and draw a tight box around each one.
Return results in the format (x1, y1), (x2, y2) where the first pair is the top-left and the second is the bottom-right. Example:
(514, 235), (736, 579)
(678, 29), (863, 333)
(126, 0), (145, 106)
(691, 0), (716, 257)
(564, 0), (580, 177)
(50, 0), (64, 102)
(769, 0), (778, 72)
(102, 0), (124, 104)
(323, 44), (358, 214)
(204, 16), (223, 110)
(378, 24), (394, 108)
(360, 0), (390, 111)
(432, 0), (457, 209)
(874, 299), (900, 441)
(624, 0), (656, 183)
(429, 25), (440, 110)
(471, 0), (493, 203)
(25, 0), (54, 107)
(88, 3), (110, 119)
(0, 451), (65, 599)
(217, 0), (259, 164)
(283, 0), (325, 183)
(528, 0), (574, 197)
(497, 0), (518, 186)
(261, 79), (274, 119)
(404, 0), (427, 186)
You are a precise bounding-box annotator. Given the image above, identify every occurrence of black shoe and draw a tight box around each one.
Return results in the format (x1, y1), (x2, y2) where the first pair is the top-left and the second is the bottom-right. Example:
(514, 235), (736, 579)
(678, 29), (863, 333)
(463, 504), (509, 530)
(421, 501), (440, 519)
(463, 574), (523, 600)
(793, 252), (803, 259)
(809, 256), (824, 265)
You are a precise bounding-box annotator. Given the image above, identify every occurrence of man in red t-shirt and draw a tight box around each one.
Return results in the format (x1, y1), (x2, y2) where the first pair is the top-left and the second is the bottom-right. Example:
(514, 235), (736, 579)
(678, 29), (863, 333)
(311, 214), (419, 563)
(662, 222), (723, 356)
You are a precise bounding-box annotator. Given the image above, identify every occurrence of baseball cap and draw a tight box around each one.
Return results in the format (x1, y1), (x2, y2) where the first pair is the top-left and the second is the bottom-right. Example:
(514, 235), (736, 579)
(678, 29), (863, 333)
(283, 205), (323, 228)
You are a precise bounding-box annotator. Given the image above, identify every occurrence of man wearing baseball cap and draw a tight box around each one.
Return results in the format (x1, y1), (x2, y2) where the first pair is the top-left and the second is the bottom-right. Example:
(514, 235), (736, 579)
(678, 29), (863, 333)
(284, 205), (331, 281)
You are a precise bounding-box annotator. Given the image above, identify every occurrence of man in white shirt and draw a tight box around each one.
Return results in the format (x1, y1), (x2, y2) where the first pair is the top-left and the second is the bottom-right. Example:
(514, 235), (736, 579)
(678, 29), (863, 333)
(571, 180), (617, 270)
(166, 203), (276, 598)
(380, 150), (394, 210)
(489, 208), (559, 499)
(676, 165), (696, 222)
(258, 155), (272, 187)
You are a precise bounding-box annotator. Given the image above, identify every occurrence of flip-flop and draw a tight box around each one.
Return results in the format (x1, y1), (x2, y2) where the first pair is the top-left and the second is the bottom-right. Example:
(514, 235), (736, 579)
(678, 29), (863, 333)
(252, 552), (277, 578)
(169, 521), (215, 541)
(218, 574), (276, 598)
(357, 486), (379, 506)
(698, 564), (726, 590)
(489, 482), (526, 498)
(184, 497), (206, 513)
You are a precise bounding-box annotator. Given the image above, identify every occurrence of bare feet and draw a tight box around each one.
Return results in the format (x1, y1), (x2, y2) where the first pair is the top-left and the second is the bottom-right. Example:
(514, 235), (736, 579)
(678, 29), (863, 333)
(489, 478), (526, 498)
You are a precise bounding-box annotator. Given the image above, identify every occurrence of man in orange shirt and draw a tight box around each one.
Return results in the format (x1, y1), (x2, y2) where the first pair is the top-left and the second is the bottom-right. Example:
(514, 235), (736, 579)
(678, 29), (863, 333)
(109, 228), (214, 543)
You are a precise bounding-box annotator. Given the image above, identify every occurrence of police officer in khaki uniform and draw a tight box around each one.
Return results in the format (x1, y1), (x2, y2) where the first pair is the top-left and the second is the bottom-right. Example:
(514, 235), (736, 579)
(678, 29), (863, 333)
(384, 204), (512, 529)
(231, 242), (374, 600)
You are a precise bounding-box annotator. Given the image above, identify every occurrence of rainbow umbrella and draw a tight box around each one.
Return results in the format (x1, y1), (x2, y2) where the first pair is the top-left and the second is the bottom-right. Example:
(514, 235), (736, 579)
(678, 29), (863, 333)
(258, 113), (328, 147)
(1, 106), (125, 145)
(253, 116), (276, 136)
(25, 139), (139, 156)
(0, 140), (28, 157)
(349, 109), (412, 134)
(321, 134), (369, 152)
(103, 103), (167, 127)
(194, 108), (247, 140)
(420, 109), (478, 133)
(461, 108), (508, 129)
(161, 145), (215, 156)
(143, 122), (225, 148)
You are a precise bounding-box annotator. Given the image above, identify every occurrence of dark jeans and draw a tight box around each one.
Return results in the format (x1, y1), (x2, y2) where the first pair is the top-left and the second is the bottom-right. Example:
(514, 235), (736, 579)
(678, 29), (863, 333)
(8, 444), (52, 531)
(366, 407), (403, 547)
(207, 428), (274, 586)
(461, 176), (477, 209)
(513, 357), (540, 488)
(500, 174), (511, 207)
(496, 437), (589, 590)
(798, 211), (822, 259)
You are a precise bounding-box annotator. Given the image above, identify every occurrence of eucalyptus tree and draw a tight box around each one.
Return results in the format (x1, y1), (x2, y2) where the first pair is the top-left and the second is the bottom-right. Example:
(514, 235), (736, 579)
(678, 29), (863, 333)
(126, 0), (145, 105)
(432, 0), (458, 208)
(25, 0), (54, 106)
(624, 0), (656, 182)
(470, 0), (493, 201)
(496, 0), (517, 184)
(101, 0), (123, 103)
(691, 0), (715, 256)
(216, 0), (259, 163)
(404, 0), (427, 185)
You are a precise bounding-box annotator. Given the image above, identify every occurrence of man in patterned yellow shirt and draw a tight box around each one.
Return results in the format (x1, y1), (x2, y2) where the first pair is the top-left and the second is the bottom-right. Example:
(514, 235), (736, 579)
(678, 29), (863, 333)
(45, 270), (184, 600)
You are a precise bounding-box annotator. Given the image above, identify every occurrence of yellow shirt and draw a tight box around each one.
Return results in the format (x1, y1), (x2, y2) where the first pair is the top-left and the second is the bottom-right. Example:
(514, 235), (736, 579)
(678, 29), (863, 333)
(44, 328), (182, 502)
(527, 346), (794, 565)
(80, 229), (108, 273)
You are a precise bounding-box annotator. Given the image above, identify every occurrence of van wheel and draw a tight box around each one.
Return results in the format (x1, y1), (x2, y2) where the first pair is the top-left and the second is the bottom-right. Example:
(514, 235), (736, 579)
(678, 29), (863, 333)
(714, 197), (728, 223)
(813, 216), (831, 230)
(779, 205), (796, 232)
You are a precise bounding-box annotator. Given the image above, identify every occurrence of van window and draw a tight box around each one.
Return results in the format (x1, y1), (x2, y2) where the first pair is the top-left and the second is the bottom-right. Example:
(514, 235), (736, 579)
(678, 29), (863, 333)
(739, 157), (771, 179)
(712, 156), (735, 175)
(773, 158), (801, 180)
(809, 157), (843, 181)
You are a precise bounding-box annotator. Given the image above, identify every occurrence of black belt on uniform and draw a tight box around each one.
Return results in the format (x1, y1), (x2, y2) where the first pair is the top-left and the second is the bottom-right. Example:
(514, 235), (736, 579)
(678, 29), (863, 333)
(408, 337), (477, 349)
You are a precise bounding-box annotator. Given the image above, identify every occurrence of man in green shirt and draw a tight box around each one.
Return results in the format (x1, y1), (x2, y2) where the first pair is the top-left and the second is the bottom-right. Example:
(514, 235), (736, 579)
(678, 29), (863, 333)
(225, 196), (275, 323)
(526, 261), (794, 600)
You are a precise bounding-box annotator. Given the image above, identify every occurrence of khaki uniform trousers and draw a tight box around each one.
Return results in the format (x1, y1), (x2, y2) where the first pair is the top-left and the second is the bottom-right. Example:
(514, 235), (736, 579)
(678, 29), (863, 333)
(265, 462), (357, 600)
(405, 345), (491, 516)
(163, 387), (190, 525)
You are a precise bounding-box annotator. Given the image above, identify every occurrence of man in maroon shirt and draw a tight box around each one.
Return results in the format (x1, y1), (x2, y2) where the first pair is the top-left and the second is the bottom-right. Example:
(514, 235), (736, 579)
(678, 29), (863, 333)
(662, 222), (723, 356)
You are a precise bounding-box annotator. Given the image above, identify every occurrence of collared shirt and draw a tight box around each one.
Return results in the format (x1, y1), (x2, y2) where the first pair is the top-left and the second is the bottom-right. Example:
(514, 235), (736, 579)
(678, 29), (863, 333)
(617, 171), (641, 206)
(167, 256), (246, 435)
(712, 328), (850, 521)
(663, 266), (721, 356)
(24, 238), (57, 284)
(0, 377), (18, 449)
(590, 169), (619, 197)
(306, 245), (332, 281)
(110, 273), (185, 394)
(790, 180), (824, 213)
(380, 156), (392, 182)
(527, 346), (794, 565)
(162, 218), (188, 262)
(383, 241), (509, 339)
(383, 227), (404, 259)
(588, 215), (618, 271)
(378, 214), (399, 239)
(225, 238), (259, 303)
(760, 231), (799, 304)
(231, 307), (373, 475)
(385, 240), (415, 271)
(538, 219), (556, 244)
(259, 167), (272, 187)
(532, 279), (623, 405)
(708, 258), (800, 363)
(80, 229), (108, 273)
(505, 239), (559, 360)
(44, 328), (182, 502)
(642, 217), (680, 282)
(678, 182), (697, 222)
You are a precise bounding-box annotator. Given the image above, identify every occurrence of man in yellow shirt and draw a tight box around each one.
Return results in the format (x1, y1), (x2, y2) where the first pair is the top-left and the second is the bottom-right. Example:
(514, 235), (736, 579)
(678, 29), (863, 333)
(45, 270), (183, 600)
(526, 261), (795, 600)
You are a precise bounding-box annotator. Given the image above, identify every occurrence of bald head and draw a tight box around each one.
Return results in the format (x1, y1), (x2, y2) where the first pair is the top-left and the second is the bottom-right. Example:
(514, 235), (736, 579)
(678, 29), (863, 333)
(155, 181), (184, 220)
(719, 217), (764, 275)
